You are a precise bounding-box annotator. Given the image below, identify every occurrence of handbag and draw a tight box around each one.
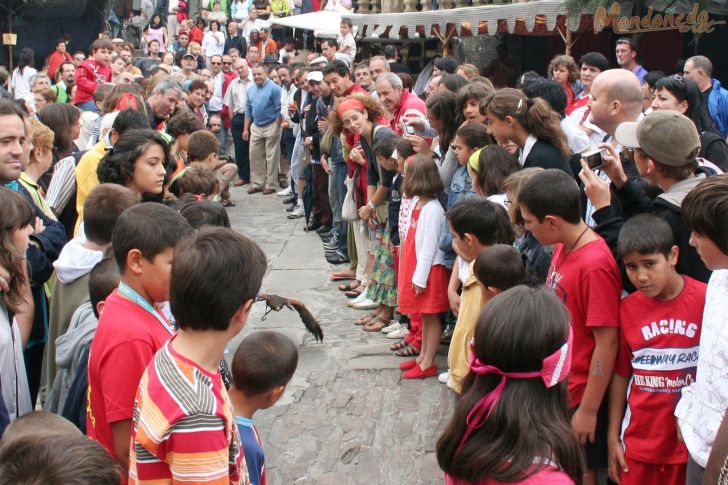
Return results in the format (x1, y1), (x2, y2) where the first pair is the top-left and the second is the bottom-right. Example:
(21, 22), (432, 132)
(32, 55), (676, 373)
(342, 169), (360, 221)
(319, 128), (333, 154)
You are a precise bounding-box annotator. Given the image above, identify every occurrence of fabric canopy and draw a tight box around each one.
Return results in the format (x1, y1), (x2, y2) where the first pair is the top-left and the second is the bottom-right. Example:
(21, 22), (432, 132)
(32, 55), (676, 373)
(269, 10), (345, 37)
(342, 0), (585, 38)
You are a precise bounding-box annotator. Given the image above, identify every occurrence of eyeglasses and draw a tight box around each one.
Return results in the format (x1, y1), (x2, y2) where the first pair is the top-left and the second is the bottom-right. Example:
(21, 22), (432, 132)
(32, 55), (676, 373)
(211, 61), (221, 65)
(223, 61), (232, 65)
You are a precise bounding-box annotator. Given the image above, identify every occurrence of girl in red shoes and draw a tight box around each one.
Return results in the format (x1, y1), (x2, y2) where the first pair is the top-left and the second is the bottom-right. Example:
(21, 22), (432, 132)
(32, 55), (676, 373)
(397, 155), (450, 379)
(436, 285), (584, 484)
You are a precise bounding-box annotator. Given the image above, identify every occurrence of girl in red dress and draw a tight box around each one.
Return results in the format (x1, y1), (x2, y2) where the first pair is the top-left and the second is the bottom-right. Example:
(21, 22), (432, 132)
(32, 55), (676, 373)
(397, 155), (450, 379)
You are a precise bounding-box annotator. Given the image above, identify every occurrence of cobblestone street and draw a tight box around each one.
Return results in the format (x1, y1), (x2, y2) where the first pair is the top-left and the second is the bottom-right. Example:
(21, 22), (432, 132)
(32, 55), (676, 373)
(225, 185), (455, 485)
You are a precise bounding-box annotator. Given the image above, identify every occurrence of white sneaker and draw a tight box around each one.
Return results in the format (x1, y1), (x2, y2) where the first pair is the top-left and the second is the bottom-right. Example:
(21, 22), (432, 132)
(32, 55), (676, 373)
(438, 370), (450, 384)
(351, 298), (377, 310)
(347, 289), (369, 306)
(277, 186), (292, 197)
(387, 327), (410, 339)
(287, 205), (304, 219)
(381, 321), (401, 334)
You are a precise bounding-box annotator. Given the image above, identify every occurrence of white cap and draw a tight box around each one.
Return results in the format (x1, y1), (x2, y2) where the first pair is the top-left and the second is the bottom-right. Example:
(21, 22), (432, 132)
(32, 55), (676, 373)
(307, 71), (323, 82)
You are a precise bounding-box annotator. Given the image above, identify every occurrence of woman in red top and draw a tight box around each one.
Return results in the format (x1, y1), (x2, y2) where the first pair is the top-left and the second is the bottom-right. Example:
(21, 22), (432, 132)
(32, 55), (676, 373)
(46, 39), (73, 82)
(189, 17), (206, 44)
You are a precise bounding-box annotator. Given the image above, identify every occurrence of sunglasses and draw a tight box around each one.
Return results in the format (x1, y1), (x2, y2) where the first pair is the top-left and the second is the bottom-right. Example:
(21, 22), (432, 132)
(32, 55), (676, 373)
(210, 61), (221, 65)
(223, 62), (232, 65)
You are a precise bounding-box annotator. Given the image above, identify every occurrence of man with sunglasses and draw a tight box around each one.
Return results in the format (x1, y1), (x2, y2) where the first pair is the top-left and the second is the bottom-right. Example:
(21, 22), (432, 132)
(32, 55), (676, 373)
(615, 38), (647, 85)
(208, 55), (229, 153)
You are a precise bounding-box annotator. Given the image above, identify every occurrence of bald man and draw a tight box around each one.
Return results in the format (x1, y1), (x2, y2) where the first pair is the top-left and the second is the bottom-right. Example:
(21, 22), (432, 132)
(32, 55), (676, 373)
(582, 69), (644, 226)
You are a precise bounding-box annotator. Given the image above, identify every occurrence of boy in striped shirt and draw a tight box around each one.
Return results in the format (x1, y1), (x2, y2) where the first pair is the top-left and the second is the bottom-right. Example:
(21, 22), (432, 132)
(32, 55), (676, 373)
(129, 228), (268, 484)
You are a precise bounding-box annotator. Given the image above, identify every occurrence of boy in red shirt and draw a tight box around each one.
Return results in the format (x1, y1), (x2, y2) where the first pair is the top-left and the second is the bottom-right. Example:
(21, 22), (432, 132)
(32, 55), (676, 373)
(519, 169), (622, 485)
(74, 38), (113, 112)
(129, 228), (268, 484)
(86, 203), (194, 471)
(608, 214), (706, 485)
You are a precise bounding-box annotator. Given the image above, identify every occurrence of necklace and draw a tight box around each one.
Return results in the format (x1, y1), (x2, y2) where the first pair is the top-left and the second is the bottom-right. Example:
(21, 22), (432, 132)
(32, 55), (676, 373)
(549, 225), (592, 287)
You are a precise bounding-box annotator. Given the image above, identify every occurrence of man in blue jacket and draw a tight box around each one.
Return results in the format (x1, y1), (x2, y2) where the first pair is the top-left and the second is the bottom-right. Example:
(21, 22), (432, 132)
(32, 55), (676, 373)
(684, 55), (728, 140)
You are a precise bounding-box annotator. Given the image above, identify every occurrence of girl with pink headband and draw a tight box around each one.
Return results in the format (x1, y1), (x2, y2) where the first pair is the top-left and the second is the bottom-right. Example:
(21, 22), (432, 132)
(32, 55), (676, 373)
(436, 285), (584, 484)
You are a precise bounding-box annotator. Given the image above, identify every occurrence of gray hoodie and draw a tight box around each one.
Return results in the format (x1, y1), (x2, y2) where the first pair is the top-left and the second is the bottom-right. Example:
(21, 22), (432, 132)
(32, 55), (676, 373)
(44, 302), (98, 414)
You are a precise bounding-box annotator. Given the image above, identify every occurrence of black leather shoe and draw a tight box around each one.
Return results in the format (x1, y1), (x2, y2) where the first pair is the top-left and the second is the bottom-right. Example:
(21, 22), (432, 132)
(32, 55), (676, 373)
(306, 222), (322, 232)
(283, 195), (296, 205)
(316, 225), (332, 235)
(326, 253), (350, 265)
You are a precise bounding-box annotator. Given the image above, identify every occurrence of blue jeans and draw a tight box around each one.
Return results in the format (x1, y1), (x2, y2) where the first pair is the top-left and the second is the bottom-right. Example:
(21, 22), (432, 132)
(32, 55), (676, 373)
(75, 100), (98, 113)
(328, 140), (348, 254)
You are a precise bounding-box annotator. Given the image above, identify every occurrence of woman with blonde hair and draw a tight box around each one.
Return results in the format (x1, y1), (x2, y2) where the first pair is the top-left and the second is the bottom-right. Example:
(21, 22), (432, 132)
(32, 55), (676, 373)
(19, 120), (56, 219)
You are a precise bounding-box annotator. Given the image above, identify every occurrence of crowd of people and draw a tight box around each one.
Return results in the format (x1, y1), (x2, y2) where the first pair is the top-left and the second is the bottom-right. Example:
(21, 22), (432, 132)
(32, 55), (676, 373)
(2, 3), (728, 483)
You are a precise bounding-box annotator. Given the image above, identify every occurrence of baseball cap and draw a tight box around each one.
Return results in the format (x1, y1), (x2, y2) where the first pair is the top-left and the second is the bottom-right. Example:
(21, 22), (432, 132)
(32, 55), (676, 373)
(309, 56), (327, 66)
(182, 52), (196, 60)
(614, 111), (701, 166)
(307, 71), (323, 83)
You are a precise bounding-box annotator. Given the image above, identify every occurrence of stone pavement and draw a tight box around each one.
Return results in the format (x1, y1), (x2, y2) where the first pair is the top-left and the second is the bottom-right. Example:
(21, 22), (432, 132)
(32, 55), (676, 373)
(224, 185), (455, 485)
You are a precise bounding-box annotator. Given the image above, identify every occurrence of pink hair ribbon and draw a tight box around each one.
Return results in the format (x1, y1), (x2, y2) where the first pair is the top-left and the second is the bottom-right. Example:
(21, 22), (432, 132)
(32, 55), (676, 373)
(456, 326), (573, 454)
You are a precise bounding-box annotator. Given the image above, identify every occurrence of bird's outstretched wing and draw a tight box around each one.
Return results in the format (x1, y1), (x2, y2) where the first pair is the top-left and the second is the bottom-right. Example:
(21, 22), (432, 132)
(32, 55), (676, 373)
(258, 294), (324, 342)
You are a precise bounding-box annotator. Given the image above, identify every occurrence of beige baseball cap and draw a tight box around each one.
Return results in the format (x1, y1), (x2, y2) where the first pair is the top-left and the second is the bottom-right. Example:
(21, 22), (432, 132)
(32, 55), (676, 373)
(615, 111), (701, 166)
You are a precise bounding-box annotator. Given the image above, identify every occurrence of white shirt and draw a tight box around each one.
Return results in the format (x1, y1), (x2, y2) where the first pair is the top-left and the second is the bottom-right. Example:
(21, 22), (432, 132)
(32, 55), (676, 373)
(202, 31), (225, 58)
(0, 303), (32, 421)
(561, 117), (590, 154)
(223, 75), (252, 115)
(518, 134), (538, 166)
(241, 19), (267, 42)
(209, 72), (225, 112)
(676, 269), (728, 467)
(10, 66), (37, 101)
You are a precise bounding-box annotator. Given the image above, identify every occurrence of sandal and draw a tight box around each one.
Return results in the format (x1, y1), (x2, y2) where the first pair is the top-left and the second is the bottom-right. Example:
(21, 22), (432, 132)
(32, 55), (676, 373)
(344, 288), (363, 299)
(390, 340), (408, 351)
(338, 280), (361, 292)
(355, 312), (377, 326)
(395, 345), (420, 358)
(363, 317), (388, 332)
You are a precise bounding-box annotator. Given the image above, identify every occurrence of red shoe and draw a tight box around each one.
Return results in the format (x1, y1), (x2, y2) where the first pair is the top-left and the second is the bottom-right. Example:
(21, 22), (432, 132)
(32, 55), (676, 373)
(399, 359), (418, 371)
(403, 365), (438, 379)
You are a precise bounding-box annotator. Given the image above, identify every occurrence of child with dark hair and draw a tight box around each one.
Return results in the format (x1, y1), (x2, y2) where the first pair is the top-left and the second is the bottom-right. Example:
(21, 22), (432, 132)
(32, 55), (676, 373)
(97, 129), (171, 203)
(467, 144), (519, 203)
(229, 331), (299, 485)
(179, 196), (231, 229)
(74, 38), (113, 111)
(45, 184), (139, 410)
(436, 285), (584, 483)
(173, 165), (220, 199)
(87, 203), (194, 471)
(0, 188), (35, 422)
(0, 432), (122, 484)
(130, 228), (267, 483)
(674, 175), (728, 484)
(519, 169), (621, 484)
(608, 214), (706, 485)
(398, 155), (449, 379)
(444, 199), (515, 392)
(473, 244), (526, 302)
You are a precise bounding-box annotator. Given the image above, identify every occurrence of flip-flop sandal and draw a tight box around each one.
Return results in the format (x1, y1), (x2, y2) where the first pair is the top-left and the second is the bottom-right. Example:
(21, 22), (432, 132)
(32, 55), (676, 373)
(338, 280), (361, 292)
(363, 317), (388, 332)
(390, 340), (408, 351)
(344, 288), (363, 298)
(330, 270), (356, 281)
(395, 345), (420, 358)
(355, 312), (378, 326)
